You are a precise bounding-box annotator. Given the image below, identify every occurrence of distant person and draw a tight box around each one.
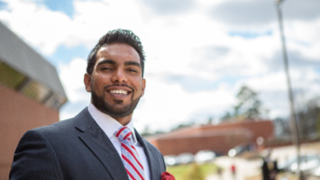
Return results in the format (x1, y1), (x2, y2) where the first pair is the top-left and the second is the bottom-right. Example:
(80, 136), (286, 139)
(231, 164), (236, 180)
(262, 149), (279, 180)
(217, 166), (223, 180)
(10, 29), (169, 180)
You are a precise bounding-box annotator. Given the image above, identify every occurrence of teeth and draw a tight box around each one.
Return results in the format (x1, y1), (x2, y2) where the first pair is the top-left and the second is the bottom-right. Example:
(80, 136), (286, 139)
(110, 90), (128, 95)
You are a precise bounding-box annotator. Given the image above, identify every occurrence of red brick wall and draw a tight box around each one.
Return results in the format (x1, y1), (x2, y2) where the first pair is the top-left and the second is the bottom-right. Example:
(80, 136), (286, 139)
(200, 120), (274, 144)
(155, 132), (251, 155)
(0, 85), (59, 180)
(148, 120), (274, 156)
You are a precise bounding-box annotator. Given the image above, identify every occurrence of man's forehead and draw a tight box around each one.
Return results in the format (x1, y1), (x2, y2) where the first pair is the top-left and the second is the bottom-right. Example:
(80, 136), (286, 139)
(95, 43), (141, 66)
(98, 43), (135, 52)
(97, 43), (139, 58)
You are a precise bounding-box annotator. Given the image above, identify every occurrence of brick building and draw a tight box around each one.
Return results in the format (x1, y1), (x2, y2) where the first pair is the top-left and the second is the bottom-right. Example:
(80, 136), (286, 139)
(0, 21), (67, 179)
(147, 120), (274, 156)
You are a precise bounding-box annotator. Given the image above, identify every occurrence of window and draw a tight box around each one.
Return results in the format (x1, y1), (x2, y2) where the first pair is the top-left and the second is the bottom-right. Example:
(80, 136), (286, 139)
(0, 62), (27, 89)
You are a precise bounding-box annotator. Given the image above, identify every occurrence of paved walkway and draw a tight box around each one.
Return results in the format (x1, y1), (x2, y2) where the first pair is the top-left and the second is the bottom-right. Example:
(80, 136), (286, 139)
(205, 144), (320, 180)
(206, 156), (262, 180)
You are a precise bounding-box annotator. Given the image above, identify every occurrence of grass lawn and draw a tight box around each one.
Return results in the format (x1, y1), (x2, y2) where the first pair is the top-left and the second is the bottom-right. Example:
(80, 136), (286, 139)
(167, 163), (218, 180)
(246, 173), (301, 180)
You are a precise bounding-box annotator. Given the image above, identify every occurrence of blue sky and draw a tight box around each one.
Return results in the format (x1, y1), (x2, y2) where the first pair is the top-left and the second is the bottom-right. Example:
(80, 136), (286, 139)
(43, 0), (74, 17)
(228, 31), (273, 39)
(45, 44), (89, 66)
(0, 1), (7, 10)
(1, 0), (319, 132)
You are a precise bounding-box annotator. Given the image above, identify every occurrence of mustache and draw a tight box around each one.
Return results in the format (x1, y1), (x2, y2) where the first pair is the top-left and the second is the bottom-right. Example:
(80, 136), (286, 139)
(104, 84), (134, 91)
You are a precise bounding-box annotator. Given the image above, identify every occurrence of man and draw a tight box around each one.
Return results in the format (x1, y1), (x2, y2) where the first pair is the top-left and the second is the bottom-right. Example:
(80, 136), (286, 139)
(262, 149), (279, 180)
(10, 29), (166, 180)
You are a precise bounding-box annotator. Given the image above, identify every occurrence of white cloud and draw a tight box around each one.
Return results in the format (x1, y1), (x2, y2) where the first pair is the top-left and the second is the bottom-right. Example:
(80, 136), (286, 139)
(0, 0), (146, 54)
(1, 0), (319, 131)
(0, 0), (72, 54)
(58, 58), (90, 120)
(133, 76), (236, 131)
(58, 58), (89, 103)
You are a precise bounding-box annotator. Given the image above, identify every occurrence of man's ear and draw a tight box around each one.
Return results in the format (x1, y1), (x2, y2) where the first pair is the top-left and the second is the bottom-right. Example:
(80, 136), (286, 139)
(141, 79), (146, 97)
(84, 73), (92, 92)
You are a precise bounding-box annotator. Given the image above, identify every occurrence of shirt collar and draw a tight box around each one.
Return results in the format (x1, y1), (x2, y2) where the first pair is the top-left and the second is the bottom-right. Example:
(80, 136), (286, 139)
(88, 103), (138, 145)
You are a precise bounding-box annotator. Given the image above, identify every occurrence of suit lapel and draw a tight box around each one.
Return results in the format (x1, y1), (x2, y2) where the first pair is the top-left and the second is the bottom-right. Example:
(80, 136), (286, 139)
(135, 130), (157, 180)
(74, 108), (129, 180)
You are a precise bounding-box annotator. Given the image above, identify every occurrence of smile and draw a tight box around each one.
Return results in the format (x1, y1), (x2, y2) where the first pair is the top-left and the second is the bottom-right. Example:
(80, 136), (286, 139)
(109, 89), (129, 95)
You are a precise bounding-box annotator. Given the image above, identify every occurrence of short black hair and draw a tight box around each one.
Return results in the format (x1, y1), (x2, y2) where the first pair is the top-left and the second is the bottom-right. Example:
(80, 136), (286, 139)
(87, 29), (145, 77)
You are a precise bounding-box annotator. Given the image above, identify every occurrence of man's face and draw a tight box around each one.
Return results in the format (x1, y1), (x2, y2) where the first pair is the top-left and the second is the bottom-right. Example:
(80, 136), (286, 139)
(84, 43), (145, 120)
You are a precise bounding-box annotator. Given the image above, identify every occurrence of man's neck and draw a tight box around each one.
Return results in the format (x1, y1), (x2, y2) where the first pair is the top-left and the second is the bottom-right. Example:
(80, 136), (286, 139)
(113, 115), (132, 126)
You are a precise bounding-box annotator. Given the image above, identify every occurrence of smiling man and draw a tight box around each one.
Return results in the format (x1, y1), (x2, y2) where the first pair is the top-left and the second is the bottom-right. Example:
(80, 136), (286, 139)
(85, 42), (145, 125)
(10, 29), (166, 180)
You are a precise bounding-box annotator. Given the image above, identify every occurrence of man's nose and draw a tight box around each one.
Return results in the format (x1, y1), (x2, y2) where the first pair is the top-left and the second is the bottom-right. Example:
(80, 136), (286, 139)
(111, 69), (128, 83)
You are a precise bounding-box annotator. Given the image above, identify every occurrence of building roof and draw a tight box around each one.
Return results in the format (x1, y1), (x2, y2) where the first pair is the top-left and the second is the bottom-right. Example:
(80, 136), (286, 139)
(147, 120), (274, 141)
(0, 21), (67, 99)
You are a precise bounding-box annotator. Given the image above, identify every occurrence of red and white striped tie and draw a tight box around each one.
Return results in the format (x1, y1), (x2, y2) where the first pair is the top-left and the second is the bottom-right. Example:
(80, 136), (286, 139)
(114, 127), (145, 180)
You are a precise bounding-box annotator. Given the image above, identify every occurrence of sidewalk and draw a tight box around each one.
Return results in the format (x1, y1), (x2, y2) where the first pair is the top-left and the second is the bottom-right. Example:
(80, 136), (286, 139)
(206, 156), (261, 180)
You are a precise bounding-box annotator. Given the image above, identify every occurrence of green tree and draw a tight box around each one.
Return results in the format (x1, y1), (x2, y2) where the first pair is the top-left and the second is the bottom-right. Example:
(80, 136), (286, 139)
(207, 116), (214, 124)
(295, 97), (320, 140)
(221, 85), (267, 121)
(316, 113), (320, 137)
(221, 111), (233, 121)
(234, 85), (262, 119)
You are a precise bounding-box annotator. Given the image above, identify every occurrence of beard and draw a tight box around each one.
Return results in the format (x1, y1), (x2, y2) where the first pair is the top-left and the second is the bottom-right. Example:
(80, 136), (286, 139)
(91, 85), (141, 118)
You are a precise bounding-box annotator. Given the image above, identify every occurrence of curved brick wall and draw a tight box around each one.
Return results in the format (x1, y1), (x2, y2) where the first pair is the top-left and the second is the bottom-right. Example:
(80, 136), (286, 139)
(0, 85), (59, 180)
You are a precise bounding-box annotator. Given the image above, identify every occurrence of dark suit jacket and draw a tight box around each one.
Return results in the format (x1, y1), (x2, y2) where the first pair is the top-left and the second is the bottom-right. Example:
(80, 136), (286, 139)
(262, 159), (279, 180)
(10, 108), (166, 180)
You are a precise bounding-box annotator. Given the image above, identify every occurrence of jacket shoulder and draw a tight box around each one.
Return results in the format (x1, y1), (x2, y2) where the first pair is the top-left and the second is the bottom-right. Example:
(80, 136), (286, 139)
(33, 118), (75, 135)
(144, 139), (162, 155)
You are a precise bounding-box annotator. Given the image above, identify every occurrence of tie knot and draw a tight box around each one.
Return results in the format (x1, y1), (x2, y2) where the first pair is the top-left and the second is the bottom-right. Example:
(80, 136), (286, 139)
(114, 126), (132, 142)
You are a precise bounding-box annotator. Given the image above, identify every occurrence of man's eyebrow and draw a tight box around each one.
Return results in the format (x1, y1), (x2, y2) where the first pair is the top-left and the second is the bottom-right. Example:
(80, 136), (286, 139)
(125, 61), (141, 68)
(97, 59), (115, 66)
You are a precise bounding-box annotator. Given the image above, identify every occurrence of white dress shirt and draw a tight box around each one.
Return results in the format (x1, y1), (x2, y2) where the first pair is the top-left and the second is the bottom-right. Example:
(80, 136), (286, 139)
(88, 103), (150, 180)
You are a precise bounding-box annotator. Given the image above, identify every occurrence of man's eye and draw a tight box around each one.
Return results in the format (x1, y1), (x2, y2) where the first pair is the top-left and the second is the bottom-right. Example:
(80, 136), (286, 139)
(101, 67), (112, 70)
(127, 69), (138, 73)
